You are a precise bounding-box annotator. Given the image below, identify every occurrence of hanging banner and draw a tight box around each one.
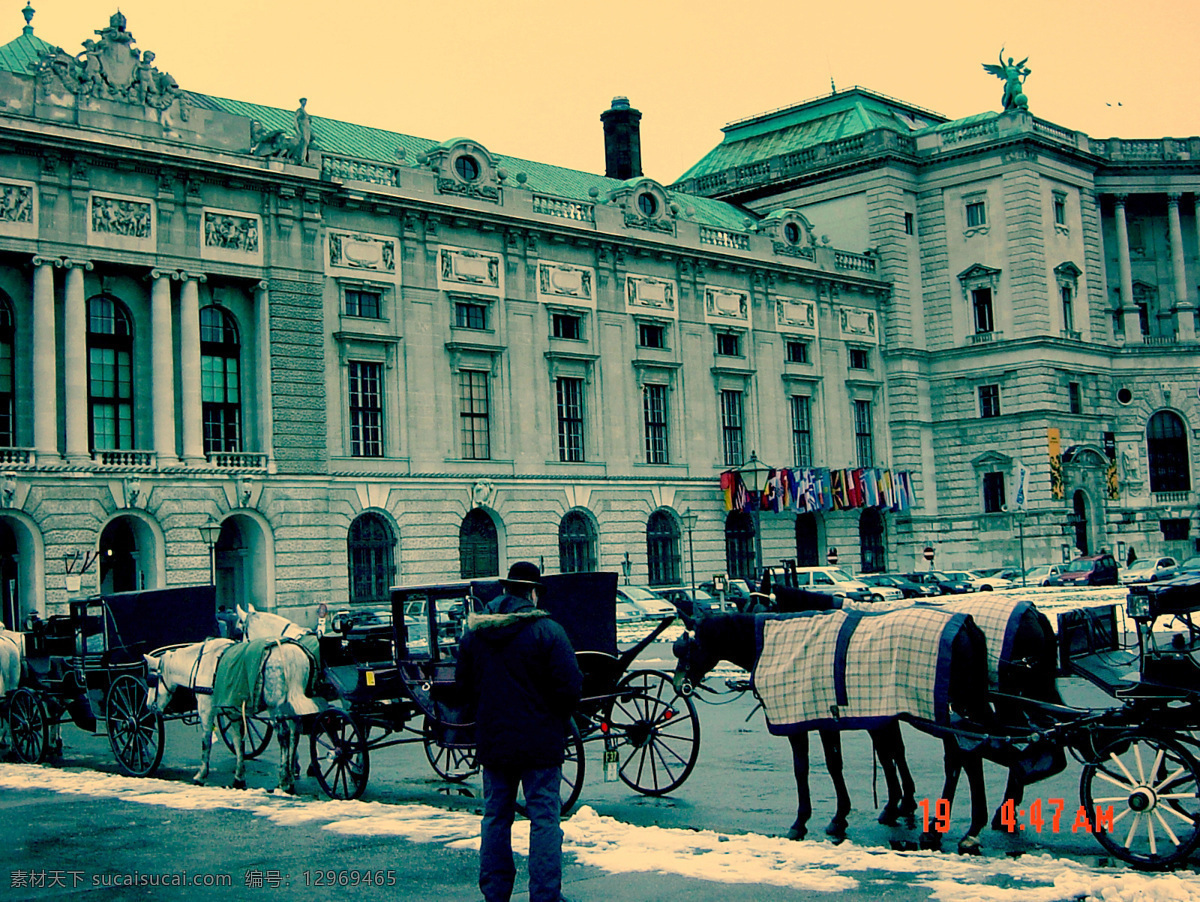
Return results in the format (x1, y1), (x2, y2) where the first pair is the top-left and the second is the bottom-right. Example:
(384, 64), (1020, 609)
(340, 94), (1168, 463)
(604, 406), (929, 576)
(1048, 428), (1064, 500)
(1014, 460), (1028, 508)
(1103, 431), (1119, 500)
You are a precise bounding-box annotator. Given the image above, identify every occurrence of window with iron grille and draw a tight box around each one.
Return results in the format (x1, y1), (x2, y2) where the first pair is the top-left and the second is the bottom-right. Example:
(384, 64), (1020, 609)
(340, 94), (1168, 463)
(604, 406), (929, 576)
(459, 370), (491, 460)
(460, 508), (498, 578)
(1068, 381), (1082, 415)
(556, 377), (584, 462)
(720, 390), (745, 467)
(638, 323), (666, 348)
(982, 471), (1006, 513)
(201, 306), (242, 454)
(454, 301), (487, 330)
(87, 295), (134, 451)
(1147, 410), (1190, 492)
(345, 288), (382, 319)
(716, 332), (740, 356)
(785, 340), (808, 364)
(646, 509), (681, 587)
(552, 313), (582, 340)
(0, 295), (13, 447)
(790, 395), (813, 466)
(979, 384), (1001, 419)
(348, 512), (395, 607)
(972, 288), (994, 334)
(348, 361), (383, 457)
(643, 383), (669, 464)
(853, 399), (873, 467)
(559, 511), (597, 573)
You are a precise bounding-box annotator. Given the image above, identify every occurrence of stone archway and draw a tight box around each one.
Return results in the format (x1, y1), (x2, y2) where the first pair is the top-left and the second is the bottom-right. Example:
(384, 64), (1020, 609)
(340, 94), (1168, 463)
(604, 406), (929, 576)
(215, 512), (275, 613)
(0, 514), (42, 627)
(99, 513), (162, 594)
(795, 513), (820, 567)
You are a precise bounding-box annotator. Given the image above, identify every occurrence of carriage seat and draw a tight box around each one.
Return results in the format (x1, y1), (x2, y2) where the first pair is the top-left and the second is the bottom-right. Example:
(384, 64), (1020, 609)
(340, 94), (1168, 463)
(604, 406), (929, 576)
(1057, 604), (1139, 695)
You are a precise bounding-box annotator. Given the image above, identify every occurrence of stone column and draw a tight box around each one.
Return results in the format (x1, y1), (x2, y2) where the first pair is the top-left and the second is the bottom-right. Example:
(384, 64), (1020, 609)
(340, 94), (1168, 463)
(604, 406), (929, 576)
(63, 261), (93, 461)
(178, 273), (206, 464)
(1168, 194), (1196, 340)
(1113, 195), (1141, 343)
(150, 269), (178, 465)
(255, 281), (274, 470)
(30, 257), (58, 460)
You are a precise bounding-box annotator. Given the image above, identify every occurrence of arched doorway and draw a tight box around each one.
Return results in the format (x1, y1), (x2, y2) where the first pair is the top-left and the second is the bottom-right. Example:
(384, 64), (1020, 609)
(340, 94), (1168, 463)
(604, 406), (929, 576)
(646, 510), (681, 587)
(460, 508), (499, 579)
(1072, 490), (1089, 555)
(1, 518), (17, 627)
(216, 513), (274, 612)
(348, 512), (396, 607)
(795, 513), (819, 567)
(859, 508), (886, 574)
(724, 511), (755, 581)
(100, 517), (140, 593)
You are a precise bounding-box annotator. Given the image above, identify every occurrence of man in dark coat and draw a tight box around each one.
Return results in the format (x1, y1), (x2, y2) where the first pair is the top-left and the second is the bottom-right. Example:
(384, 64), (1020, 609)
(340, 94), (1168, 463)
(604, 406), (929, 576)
(456, 562), (583, 902)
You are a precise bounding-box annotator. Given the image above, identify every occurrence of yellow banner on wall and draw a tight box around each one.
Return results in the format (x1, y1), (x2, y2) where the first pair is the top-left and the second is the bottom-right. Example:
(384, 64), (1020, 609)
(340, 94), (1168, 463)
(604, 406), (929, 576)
(1048, 427), (1064, 500)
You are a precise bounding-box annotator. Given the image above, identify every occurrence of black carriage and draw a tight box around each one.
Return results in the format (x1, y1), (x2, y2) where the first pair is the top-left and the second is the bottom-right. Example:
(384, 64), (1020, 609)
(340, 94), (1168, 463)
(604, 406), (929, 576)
(7, 585), (217, 777)
(308, 571), (700, 808)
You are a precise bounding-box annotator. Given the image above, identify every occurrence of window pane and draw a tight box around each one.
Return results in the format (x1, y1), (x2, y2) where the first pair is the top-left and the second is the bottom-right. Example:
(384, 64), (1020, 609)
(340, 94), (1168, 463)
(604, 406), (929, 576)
(853, 400), (873, 467)
(720, 390), (744, 467)
(556, 377), (585, 462)
(790, 395), (813, 466)
(643, 384), (669, 464)
(349, 361), (384, 457)
(460, 370), (491, 460)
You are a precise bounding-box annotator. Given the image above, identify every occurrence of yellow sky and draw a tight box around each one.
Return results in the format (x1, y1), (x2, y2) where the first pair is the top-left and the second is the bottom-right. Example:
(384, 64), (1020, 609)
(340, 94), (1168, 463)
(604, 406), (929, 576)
(17, 0), (1200, 182)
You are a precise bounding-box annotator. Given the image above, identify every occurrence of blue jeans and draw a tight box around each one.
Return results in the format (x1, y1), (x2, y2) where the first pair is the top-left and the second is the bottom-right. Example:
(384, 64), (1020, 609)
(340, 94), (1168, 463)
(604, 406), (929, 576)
(479, 765), (563, 902)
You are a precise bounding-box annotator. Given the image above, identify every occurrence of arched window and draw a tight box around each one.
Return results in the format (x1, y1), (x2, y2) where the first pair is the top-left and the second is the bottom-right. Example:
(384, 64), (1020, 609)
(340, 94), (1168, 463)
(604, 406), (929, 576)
(87, 295), (133, 450)
(460, 508), (499, 579)
(0, 293), (13, 447)
(724, 511), (755, 581)
(1147, 410), (1191, 493)
(795, 513), (819, 567)
(200, 305), (242, 454)
(646, 510), (681, 587)
(348, 512), (395, 607)
(859, 508), (886, 574)
(559, 511), (597, 573)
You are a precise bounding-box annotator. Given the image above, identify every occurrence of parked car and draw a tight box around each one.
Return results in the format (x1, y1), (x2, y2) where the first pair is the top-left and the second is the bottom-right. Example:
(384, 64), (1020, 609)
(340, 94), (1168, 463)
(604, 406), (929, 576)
(902, 570), (974, 594)
(615, 584), (676, 620)
(859, 573), (940, 599)
(699, 578), (755, 611)
(857, 573), (933, 600)
(1044, 553), (1120, 587)
(940, 569), (1014, 592)
(1119, 556), (1178, 585)
(975, 567), (1024, 583)
(765, 566), (883, 603)
(655, 585), (720, 619)
(1023, 563), (1064, 586)
(614, 597), (647, 624)
(1147, 555), (1200, 583)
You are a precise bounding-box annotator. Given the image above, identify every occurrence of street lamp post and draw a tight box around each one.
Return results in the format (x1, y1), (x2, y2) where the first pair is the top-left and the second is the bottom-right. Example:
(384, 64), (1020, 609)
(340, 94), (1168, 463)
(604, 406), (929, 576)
(198, 518), (221, 587)
(734, 451), (772, 580)
(681, 509), (698, 591)
(1013, 509), (1027, 586)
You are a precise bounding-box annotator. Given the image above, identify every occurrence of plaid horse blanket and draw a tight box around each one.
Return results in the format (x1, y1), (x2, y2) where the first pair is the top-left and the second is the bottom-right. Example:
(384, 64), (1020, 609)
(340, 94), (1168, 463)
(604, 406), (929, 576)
(211, 636), (320, 712)
(752, 607), (971, 735)
(928, 596), (1033, 691)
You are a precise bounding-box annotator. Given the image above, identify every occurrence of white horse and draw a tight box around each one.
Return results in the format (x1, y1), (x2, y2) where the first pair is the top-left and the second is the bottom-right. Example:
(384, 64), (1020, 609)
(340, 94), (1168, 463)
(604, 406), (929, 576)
(144, 636), (317, 792)
(237, 604), (311, 642)
(0, 622), (24, 750)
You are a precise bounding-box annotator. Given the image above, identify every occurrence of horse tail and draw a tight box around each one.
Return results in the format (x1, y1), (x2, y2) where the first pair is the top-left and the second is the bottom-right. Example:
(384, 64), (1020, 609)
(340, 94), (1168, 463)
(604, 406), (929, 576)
(262, 644), (318, 718)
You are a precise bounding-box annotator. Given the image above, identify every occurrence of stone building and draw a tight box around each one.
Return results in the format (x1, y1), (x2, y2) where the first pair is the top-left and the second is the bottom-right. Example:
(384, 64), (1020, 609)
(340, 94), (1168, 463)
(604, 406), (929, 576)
(0, 10), (891, 624)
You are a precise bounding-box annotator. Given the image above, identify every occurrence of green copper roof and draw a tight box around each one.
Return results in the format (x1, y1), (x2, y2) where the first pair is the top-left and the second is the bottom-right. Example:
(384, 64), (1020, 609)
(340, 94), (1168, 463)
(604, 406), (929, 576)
(0, 29), (55, 75)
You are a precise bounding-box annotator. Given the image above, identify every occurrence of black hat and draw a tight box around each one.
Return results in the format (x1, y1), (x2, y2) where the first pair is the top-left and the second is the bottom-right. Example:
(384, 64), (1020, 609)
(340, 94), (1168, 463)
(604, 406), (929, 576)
(501, 561), (545, 592)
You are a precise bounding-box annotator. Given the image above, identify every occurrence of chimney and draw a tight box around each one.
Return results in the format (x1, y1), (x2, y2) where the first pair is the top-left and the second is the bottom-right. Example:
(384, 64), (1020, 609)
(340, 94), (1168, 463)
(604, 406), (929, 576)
(601, 96), (642, 180)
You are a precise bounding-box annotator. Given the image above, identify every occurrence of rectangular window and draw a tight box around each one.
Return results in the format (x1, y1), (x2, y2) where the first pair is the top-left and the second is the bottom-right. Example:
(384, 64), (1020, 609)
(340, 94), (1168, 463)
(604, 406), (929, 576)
(348, 361), (383, 458)
(965, 200), (987, 228)
(904, 212), (915, 235)
(0, 329), (14, 447)
(790, 395), (813, 467)
(643, 383), (669, 464)
(979, 384), (1001, 418)
(556, 377), (584, 462)
(1053, 194), (1067, 226)
(972, 288), (994, 333)
(458, 370), (491, 460)
(1061, 285), (1074, 333)
(848, 348), (870, 370)
(720, 390), (745, 466)
(552, 313), (582, 340)
(1068, 381), (1082, 415)
(201, 354), (241, 454)
(638, 323), (666, 349)
(785, 340), (809, 364)
(345, 289), (382, 319)
(982, 472), (1006, 513)
(88, 346), (133, 450)
(1162, 519), (1191, 541)
(716, 332), (741, 356)
(853, 399), (873, 467)
(454, 302), (487, 330)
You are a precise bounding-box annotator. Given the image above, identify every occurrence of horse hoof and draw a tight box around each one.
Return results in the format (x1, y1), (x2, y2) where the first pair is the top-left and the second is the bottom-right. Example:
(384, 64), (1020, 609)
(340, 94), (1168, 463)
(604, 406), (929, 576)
(786, 826), (807, 841)
(191, 776), (206, 786)
(231, 779), (247, 790)
(825, 816), (848, 837)
(957, 837), (983, 856)
(919, 831), (942, 852)
(878, 804), (900, 826)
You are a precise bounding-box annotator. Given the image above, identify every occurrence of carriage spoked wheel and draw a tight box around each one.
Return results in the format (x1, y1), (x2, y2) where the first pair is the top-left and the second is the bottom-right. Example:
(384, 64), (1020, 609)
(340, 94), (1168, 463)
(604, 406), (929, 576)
(605, 669), (700, 796)
(517, 720), (585, 818)
(217, 709), (274, 760)
(421, 715), (478, 782)
(8, 688), (50, 764)
(309, 709), (369, 800)
(1080, 732), (1200, 869)
(105, 673), (165, 777)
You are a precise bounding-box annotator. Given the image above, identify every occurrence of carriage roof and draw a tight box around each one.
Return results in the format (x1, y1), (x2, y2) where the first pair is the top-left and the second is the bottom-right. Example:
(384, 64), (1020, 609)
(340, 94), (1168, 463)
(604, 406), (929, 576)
(67, 585), (216, 662)
(1143, 575), (1200, 615)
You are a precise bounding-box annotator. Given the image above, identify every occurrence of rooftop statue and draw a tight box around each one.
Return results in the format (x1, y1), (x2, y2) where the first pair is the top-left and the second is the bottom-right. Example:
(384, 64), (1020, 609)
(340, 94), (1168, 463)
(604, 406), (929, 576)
(248, 99), (319, 166)
(982, 49), (1030, 111)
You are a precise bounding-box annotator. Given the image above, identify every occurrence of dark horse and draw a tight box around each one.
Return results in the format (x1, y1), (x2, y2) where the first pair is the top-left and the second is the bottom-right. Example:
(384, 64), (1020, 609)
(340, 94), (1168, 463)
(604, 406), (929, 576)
(673, 604), (1021, 853)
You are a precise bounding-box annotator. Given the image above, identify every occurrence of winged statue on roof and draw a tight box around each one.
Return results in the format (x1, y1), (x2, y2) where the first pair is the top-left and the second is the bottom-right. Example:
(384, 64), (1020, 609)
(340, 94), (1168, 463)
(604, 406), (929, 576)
(982, 48), (1030, 111)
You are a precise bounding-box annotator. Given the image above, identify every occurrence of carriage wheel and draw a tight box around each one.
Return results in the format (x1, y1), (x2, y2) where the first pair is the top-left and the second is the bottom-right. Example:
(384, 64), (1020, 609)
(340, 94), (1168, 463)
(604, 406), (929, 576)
(607, 669), (700, 796)
(1080, 732), (1200, 869)
(517, 720), (585, 818)
(105, 674), (165, 777)
(309, 709), (369, 800)
(217, 709), (274, 760)
(421, 715), (478, 783)
(8, 688), (50, 764)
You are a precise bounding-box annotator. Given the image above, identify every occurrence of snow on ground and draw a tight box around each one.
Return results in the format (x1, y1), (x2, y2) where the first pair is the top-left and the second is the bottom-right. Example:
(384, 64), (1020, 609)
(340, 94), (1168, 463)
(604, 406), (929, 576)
(1, 763), (1196, 901)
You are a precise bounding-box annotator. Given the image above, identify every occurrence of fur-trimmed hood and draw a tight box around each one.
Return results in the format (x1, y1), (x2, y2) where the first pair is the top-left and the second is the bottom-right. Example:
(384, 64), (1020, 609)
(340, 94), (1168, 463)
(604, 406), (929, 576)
(466, 594), (550, 644)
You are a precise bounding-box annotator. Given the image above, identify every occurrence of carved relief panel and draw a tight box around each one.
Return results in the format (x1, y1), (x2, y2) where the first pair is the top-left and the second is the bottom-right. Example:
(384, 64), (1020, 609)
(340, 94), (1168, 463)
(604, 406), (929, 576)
(201, 208), (263, 264)
(437, 246), (503, 295)
(774, 296), (818, 338)
(703, 286), (750, 328)
(326, 229), (399, 282)
(625, 274), (677, 319)
(536, 261), (595, 308)
(0, 179), (36, 239)
(835, 306), (878, 344)
(87, 192), (155, 251)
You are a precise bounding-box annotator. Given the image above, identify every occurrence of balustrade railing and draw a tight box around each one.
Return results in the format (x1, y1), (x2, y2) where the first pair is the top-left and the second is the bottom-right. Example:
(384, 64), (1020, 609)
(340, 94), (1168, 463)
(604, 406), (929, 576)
(322, 154), (402, 188)
(834, 251), (876, 273)
(1154, 491), (1191, 504)
(699, 227), (750, 250)
(208, 451), (270, 470)
(0, 447), (34, 466)
(93, 449), (155, 468)
(1142, 335), (1177, 346)
(531, 195), (595, 223)
(969, 330), (1002, 344)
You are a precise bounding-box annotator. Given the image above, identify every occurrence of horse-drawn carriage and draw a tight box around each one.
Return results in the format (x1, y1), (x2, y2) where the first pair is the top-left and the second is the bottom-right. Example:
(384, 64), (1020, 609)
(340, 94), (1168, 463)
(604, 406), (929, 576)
(6, 585), (217, 777)
(304, 571), (700, 810)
